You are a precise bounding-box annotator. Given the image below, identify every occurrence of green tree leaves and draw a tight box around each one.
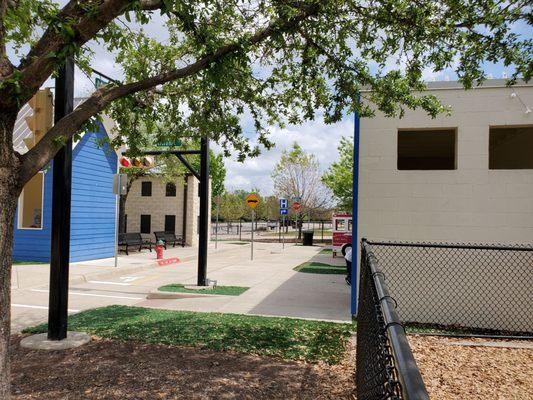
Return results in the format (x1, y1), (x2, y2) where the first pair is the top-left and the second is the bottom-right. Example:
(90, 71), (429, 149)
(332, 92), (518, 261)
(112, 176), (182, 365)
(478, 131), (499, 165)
(322, 136), (353, 211)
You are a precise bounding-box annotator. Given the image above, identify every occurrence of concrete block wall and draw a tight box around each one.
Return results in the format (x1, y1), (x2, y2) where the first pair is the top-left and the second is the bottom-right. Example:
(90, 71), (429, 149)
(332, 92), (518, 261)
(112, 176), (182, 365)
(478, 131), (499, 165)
(184, 175), (211, 247)
(357, 80), (533, 331)
(359, 81), (533, 245)
(125, 177), (186, 237)
(185, 175), (199, 247)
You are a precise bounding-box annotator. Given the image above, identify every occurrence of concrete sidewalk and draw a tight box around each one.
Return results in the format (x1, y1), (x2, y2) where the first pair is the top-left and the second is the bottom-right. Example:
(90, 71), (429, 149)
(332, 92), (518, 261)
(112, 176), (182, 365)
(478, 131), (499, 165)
(11, 241), (352, 332)
(11, 241), (247, 290)
(133, 243), (352, 322)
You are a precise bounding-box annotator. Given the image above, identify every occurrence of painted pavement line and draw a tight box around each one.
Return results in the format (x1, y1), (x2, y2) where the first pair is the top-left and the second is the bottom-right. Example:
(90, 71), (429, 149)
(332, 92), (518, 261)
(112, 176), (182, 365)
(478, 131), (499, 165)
(87, 280), (131, 286)
(12, 304), (80, 312)
(30, 289), (143, 300)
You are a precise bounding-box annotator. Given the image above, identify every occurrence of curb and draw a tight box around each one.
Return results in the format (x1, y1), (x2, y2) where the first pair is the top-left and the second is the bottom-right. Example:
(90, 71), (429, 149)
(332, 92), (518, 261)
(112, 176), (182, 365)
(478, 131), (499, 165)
(146, 289), (223, 300)
(14, 243), (266, 290)
(69, 252), (200, 286)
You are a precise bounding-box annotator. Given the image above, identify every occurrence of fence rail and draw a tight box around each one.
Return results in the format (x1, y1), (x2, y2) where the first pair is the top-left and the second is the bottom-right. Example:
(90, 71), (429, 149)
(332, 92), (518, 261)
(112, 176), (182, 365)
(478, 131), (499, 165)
(210, 220), (333, 240)
(357, 240), (429, 400)
(365, 240), (533, 335)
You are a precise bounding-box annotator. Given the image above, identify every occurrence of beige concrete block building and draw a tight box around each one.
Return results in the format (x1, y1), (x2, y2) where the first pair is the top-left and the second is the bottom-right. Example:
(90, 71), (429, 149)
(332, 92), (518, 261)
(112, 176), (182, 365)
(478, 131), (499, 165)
(357, 80), (533, 332)
(125, 174), (210, 247)
(359, 79), (533, 245)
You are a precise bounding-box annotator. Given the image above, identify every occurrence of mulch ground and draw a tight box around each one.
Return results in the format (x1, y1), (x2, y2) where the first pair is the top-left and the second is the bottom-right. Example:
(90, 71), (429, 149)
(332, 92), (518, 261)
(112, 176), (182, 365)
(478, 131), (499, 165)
(409, 335), (533, 400)
(10, 335), (356, 400)
(10, 334), (533, 399)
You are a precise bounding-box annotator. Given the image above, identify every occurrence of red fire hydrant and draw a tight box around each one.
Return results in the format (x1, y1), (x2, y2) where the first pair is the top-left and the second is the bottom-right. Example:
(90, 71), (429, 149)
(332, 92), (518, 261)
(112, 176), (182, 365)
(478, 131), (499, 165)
(155, 240), (165, 260)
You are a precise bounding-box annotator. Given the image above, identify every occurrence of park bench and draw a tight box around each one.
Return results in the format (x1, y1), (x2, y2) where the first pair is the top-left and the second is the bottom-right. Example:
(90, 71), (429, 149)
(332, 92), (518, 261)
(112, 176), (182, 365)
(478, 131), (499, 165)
(154, 231), (184, 249)
(118, 233), (153, 255)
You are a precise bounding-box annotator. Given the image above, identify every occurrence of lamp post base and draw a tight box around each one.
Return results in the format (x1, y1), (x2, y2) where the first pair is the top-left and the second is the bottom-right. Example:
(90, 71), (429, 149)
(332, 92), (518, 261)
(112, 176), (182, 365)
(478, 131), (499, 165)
(20, 331), (90, 350)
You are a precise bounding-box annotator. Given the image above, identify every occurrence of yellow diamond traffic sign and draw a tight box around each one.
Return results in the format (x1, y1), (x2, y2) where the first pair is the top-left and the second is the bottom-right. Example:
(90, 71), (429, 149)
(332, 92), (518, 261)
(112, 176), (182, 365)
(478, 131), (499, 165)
(246, 193), (260, 209)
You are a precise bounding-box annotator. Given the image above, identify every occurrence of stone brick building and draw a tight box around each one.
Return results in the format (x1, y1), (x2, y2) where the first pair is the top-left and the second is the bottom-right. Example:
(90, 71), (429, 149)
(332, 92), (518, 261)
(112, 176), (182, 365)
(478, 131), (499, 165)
(124, 174), (210, 247)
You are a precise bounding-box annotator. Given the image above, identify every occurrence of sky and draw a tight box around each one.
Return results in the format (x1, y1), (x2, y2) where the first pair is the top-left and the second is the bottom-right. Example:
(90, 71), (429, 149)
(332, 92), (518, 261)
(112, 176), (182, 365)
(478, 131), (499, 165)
(7, 5), (530, 195)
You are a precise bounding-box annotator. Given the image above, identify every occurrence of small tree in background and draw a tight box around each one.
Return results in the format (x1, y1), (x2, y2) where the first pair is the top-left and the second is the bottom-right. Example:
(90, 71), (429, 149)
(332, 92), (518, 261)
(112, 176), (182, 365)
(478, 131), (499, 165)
(272, 143), (332, 238)
(322, 136), (354, 212)
(219, 190), (247, 222)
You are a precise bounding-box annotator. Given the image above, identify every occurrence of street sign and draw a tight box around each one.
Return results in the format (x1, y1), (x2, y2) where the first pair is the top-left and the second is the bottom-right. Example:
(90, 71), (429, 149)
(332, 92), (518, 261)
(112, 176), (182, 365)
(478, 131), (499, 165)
(95, 77), (109, 88)
(156, 139), (182, 147)
(292, 201), (301, 212)
(280, 208), (288, 215)
(246, 193), (260, 209)
(279, 198), (288, 209)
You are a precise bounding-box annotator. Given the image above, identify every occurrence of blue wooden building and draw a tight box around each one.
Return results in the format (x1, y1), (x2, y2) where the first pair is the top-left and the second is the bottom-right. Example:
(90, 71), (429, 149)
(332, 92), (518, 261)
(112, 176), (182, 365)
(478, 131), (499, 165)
(12, 99), (118, 262)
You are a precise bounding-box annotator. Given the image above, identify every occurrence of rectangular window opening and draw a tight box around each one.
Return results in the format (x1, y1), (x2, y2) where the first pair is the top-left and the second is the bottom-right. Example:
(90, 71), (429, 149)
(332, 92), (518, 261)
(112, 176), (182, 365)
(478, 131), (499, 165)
(141, 181), (152, 196)
(165, 215), (176, 233)
(166, 182), (177, 197)
(397, 129), (456, 170)
(335, 219), (346, 231)
(140, 214), (151, 234)
(18, 172), (44, 229)
(489, 126), (533, 169)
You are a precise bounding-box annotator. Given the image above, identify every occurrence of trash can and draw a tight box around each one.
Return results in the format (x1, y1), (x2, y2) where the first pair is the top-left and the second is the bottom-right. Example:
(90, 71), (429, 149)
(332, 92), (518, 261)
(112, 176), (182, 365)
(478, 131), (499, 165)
(302, 230), (314, 246)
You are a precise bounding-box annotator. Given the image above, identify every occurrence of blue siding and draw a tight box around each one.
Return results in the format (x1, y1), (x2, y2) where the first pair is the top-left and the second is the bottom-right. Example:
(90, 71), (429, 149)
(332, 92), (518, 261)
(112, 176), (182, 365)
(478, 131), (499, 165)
(12, 165), (53, 262)
(70, 125), (117, 262)
(13, 124), (117, 262)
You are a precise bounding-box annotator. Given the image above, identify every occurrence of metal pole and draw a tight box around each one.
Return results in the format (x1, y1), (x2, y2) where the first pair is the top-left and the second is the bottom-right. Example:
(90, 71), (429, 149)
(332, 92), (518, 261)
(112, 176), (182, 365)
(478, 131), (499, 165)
(48, 57), (74, 340)
(197, 136), (209, 286)
(251, 209), (254, 260)
(282, 214), (285, 250)
(351, 100), (361, 315)
(215, 200), (219, 250)
(114, 174), (120, 268)
(239, 218), (242, 241)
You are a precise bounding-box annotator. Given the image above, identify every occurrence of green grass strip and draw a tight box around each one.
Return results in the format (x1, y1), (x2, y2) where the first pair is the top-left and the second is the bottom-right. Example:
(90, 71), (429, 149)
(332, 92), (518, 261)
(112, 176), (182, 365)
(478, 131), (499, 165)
(294, 261), (346, 275)
(23, 306), (353, 364)
(12, 261), (47, 265)
(158, 284), (249, 296)
(319, 248), (333, 255)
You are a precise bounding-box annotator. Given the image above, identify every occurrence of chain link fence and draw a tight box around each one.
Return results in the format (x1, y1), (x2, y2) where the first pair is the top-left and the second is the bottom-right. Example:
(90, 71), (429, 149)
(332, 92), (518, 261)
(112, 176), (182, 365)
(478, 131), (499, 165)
(357, 241), (429, 400)
(365, 240), (533, 335)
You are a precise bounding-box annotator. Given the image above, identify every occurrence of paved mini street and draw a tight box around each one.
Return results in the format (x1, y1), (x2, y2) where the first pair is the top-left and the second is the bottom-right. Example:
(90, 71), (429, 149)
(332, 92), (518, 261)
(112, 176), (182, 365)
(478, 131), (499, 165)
(11, 242), (351, 332)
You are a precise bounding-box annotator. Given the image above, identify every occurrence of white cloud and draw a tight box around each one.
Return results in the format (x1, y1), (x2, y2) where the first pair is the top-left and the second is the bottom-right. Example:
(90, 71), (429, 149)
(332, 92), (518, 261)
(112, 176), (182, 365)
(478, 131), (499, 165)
(222, 117), (354, 195)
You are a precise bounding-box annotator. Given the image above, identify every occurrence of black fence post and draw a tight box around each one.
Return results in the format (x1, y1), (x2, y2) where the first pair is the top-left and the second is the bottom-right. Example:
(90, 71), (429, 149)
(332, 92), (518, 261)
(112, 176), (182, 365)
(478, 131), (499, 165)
(48, 57), (74, 341)
(197, 136), (209, 286)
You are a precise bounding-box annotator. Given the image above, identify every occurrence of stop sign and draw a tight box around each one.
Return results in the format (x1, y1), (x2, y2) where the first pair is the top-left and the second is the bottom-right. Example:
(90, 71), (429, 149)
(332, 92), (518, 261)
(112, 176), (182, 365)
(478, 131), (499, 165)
(292, 201), (301, 212)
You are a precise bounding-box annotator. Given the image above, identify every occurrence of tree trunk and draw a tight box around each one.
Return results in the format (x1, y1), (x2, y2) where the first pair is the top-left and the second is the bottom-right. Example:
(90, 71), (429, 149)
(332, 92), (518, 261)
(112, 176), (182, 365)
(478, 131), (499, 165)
(118, 175), (137, 233)
(0, 187), (17, 400)
(118, 193), (127, 233)
(0, 109), (21, 400)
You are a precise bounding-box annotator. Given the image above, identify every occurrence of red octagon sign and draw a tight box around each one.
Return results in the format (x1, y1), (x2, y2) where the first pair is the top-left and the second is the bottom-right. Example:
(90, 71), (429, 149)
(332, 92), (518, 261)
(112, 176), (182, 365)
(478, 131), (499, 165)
(292, 202), (301, 212)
